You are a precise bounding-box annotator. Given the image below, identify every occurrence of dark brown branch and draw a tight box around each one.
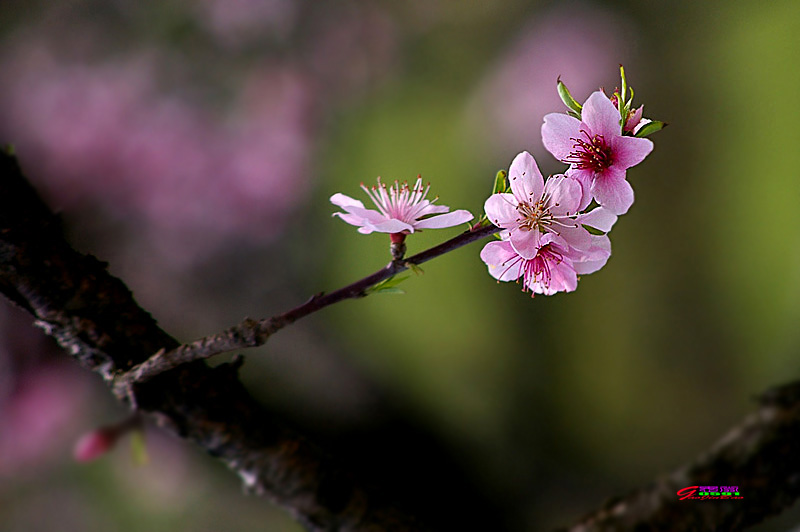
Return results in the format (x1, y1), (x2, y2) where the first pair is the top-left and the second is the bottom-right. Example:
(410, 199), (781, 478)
(117, 222), (500, 386)
(0, 150), (430, 531)
(8, 147), (800, 532)
(564, 380), (800, 531)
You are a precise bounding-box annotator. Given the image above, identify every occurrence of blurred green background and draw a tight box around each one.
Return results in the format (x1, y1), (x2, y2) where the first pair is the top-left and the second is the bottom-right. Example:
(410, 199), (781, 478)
(1, 0), (800, 530)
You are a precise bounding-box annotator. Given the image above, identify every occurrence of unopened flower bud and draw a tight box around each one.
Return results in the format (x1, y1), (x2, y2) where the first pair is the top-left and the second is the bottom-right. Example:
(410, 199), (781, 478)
(73, 427), (118, 462)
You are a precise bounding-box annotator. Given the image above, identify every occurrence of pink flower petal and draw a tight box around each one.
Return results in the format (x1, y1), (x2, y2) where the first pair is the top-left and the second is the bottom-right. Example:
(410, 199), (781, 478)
(510, 227), (541, 260)
(541, 112), (581, 161)
(581, 90), (620, 139)
(360, 218), (414, 234)
(484, 193), (519, 228)
(544, 174), (583, 216)
(508, 151), (544, 203)
(415, 203), (450, 217)
(578, 207), (617, 232)
(335, 204), (390, 225)
(537, 260), (577, 294)
(573, 234), (611, 275)
(590, 169), (634, 215)
(564, 168), (593, 210)
(333, 212), (371, 227)
(624, 105), (644, 133)
(611, 135), (653, 169)
(480, 240), (523, 282)
(555, 221), (591, 251)
(414, 209), (473, 229)
(330, 192), (365, 210)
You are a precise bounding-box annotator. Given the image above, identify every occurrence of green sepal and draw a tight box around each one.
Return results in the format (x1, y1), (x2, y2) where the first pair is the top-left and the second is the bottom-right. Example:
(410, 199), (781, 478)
(557, 78), (583, 115)
(634, 120), (667, 137)
(367, 274), (410, 295)
(471, 215), (489, 230)
(3, 144), (15, 156)
(130, 429), (149, 466)
(616, 66), (636, 130)
(493, 169), (508, 195)
(470, 214), (502, 231)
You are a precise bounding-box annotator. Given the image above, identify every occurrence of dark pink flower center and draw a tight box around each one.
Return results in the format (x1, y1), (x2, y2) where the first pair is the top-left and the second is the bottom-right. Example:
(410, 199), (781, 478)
(510, 244), (566, 295)
(565, 129), (613, 173)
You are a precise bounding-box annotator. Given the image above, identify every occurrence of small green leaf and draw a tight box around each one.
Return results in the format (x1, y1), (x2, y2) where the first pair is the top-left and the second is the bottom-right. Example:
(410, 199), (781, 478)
(406, 263), (424, 276)
(130, 429), (148, 466)
(3, 144), (15, 156)
(557, 78), (583, 115)
(367, 274), (410, 295)
(634, 120), (667, 137)
(619, 65), (628, 104)
(493, 170), (508, 195)
(372, 287), (405, 295)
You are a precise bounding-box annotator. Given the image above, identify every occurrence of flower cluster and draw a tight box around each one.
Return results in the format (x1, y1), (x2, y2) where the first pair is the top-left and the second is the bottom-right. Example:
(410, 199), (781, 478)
(480, 151), (616, 295)
(480, 68), (661, 296)
(331, 67), (661, 298)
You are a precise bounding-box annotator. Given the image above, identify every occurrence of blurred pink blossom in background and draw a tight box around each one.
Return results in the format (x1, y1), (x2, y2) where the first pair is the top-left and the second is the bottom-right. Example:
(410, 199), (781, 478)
(191, 0), (298, 47)
(2, 48), (315, 258)
(0, 362), (92, 476)
(0, 3), (398, 265)
(468, 3), (632, 163)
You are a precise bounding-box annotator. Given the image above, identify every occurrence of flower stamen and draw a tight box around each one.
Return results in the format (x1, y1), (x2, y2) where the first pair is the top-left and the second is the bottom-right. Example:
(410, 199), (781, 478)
(564, 129), (613, 172)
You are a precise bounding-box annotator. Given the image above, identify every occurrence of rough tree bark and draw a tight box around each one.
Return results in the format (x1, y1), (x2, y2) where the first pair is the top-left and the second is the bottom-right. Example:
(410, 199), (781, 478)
(2, 149), (800, 531)
(565, 381), (800, 531)
(0, 150), (428, 531)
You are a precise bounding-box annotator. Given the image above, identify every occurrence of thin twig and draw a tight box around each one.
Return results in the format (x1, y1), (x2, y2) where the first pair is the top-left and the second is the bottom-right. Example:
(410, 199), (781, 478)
(116, 222), (500, 387)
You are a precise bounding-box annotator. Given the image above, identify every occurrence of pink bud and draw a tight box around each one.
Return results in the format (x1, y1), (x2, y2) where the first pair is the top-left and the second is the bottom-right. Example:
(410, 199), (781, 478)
(624, 105), (644, 133)
(73, 428), (117, 462)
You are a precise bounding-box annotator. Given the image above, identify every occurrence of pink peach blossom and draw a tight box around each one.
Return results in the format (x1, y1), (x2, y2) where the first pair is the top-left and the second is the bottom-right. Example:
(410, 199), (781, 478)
(331, 177), (473, 235)
(542, 91), (653, 215)
(480, 230), (611, 296)
(484, 151), (590, 259)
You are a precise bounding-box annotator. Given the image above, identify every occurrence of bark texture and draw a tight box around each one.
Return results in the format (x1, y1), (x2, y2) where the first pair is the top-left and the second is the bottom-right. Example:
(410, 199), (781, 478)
(0, 150), (426, 531)
(566, 381), (800, 531)
(3, 149), (800, 531)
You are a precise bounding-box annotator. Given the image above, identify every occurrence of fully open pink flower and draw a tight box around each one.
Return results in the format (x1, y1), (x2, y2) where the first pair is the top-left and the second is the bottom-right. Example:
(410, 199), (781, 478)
(331, 177), (473, 235)
(480, 232), (611, 296)
(484, 151), (590, 259)
(480, 235), (578, 296)
(541, 91), (653, 215)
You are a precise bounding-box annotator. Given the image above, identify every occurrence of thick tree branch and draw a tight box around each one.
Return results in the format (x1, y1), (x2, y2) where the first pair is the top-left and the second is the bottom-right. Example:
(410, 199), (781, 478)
(565, 380), (800, 531)
(0, 150), (429, 531)
(6, 148), (800, 532)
